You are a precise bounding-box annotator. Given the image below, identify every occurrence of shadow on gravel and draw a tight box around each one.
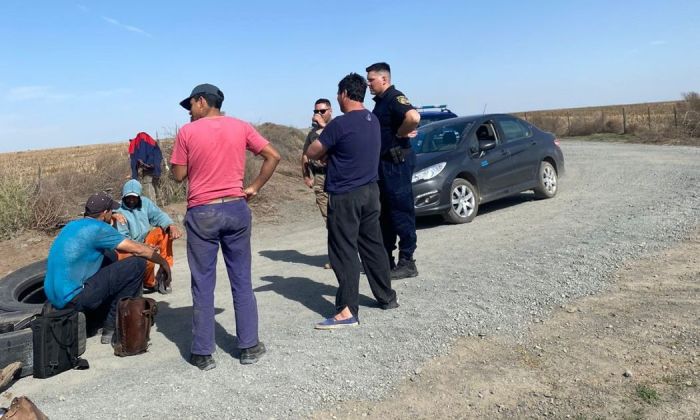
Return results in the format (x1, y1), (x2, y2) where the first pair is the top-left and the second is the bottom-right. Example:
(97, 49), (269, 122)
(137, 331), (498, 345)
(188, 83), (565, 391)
(156, 302), (240, 360)
(254, 275), (375, 317)
(259, 250), (328, 268)
(415, 192), (537, 230)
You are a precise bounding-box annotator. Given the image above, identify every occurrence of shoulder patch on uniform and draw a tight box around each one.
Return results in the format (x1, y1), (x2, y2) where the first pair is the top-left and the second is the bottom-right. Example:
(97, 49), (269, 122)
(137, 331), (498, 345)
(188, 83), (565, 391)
(396, 95), (412, 106)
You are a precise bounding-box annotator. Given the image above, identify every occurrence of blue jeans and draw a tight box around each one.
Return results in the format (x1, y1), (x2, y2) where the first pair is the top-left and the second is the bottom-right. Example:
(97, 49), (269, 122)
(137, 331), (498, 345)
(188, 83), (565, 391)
(378, 152), (417, 263)
(185, 200), (258, 355)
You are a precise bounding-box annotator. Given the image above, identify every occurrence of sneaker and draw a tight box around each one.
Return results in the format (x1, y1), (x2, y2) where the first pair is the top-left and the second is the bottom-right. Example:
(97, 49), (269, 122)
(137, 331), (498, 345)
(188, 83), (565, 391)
(240, 342), (267, 365)
(380, 299), (399, 310)
(190, 354), (216, 371)
(390, 259), (418, 280)
(315, 316), (359, 330)
(100, 327), (115, 344)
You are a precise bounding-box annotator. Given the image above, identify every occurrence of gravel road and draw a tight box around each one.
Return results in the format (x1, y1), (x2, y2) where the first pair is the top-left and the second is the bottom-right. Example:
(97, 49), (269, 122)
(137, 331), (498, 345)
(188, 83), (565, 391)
(4, 140), (700, 419)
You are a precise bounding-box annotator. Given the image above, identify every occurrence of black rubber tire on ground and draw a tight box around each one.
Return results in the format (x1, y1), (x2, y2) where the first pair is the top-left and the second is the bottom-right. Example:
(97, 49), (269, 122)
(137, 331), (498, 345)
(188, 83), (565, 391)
(0, 328), (33, 378)
(0, 259), (47, 315)
(442, 178), (479, 224)
(533, 161), (558, 199)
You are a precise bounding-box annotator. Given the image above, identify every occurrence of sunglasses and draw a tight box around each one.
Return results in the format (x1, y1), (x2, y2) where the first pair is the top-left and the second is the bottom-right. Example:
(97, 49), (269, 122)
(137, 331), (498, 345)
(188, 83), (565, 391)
(313, 109), (329, 115)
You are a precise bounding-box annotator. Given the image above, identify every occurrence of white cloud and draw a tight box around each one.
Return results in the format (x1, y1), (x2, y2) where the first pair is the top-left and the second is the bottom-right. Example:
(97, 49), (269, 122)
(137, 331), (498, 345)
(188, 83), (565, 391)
(650, 40), (667, 46)
(102, 16), (152, 37)
(4, 86), (131, 103)
(5, 86), (72, 102)
(76, 3), (88, 12)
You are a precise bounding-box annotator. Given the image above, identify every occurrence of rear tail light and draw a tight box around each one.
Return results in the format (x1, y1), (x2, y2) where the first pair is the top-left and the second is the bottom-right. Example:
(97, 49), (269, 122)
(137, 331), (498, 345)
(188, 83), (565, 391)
(554, 138), (561, 147)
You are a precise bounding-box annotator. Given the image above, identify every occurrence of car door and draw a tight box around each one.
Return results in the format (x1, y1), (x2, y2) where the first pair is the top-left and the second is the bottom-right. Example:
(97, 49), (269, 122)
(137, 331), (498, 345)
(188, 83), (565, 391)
(470, 120), (511, 198)
(494, 116), (540, 190)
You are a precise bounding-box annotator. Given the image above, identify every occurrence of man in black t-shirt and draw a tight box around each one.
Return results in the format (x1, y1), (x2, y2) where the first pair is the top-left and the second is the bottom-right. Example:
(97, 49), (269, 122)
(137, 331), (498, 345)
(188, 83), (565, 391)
(305, 73), (398, 329)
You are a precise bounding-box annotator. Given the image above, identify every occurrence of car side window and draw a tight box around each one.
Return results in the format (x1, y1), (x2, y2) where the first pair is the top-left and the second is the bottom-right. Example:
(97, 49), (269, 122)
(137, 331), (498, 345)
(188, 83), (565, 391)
(471, 122), (499, 155)
(498, 119), (532, 143)
(412, 121), (472, 153)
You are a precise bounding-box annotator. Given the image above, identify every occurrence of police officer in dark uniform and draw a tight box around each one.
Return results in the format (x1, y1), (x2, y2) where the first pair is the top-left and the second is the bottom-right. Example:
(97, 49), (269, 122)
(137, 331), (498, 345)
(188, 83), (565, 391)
(366, 62), (421, 279)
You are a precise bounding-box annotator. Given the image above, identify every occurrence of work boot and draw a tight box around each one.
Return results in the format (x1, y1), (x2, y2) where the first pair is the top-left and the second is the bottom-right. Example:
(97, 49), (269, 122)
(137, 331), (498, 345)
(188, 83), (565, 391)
(190, 354), (216, 371)
(390, 258), (418, 280)
(240, 342), (267, 365)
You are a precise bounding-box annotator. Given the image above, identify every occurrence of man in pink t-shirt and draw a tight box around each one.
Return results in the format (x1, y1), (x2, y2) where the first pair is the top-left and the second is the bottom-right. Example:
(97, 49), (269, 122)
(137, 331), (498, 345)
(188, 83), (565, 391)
(171, 83), (280, 370)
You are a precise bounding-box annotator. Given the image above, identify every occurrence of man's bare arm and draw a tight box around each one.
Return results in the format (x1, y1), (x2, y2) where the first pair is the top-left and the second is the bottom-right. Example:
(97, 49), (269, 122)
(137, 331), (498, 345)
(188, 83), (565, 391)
(171, 164), (187, 182)
(305, 139), (327, 161)
(397, 109), (421, 138)
(116, 239), (170, 269)
(244, 144), (281, 200)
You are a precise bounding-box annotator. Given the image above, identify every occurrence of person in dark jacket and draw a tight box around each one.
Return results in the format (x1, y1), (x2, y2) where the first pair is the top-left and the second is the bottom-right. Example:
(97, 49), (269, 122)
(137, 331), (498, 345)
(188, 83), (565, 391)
(129, 132), (163, 204)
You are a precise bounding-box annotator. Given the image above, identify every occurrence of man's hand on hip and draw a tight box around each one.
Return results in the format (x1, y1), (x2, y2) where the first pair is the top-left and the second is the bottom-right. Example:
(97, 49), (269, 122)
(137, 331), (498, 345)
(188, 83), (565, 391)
(244, 186), (258, 201)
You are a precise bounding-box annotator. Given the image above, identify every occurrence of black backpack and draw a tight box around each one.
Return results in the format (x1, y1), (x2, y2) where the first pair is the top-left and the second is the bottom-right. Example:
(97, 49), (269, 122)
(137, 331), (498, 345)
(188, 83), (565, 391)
(31, 303), (89, 379)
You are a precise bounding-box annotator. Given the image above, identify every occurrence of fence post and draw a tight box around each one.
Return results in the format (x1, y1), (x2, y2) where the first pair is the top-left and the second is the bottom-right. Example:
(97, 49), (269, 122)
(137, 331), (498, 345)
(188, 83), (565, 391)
(524, 112), (528, 121)
(647, 106), (651, 130)
(567, 113), (571, 135)
(622, 107), (626, 134)
(600, 110), (605, 132)
(673, 105), (678, 128)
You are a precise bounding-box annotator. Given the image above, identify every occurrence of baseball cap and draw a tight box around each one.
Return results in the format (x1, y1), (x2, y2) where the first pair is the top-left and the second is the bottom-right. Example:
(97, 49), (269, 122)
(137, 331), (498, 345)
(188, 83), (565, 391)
(84, 192), (120, 216)
(179, 83), (225, 110)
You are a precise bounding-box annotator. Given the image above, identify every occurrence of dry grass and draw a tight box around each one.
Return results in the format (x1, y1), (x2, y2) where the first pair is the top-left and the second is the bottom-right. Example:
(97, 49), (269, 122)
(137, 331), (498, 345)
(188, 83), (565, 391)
(512, 93), (700, 145)
(0, 123), (307, 239)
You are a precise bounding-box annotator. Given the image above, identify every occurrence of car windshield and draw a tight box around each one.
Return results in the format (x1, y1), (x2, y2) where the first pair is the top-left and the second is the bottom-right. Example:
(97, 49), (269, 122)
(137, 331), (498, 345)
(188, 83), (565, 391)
(411, 120), (474, 154)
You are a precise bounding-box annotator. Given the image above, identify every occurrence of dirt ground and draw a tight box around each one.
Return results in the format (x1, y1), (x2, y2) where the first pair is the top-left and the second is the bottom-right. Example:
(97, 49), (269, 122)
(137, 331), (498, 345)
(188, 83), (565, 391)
(2, 151), (698, 419)
(317, 232), (700, 419)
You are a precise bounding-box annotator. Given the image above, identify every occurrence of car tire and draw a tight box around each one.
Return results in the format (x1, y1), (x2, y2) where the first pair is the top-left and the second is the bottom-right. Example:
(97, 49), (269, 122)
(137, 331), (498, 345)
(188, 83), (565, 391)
(533, 161), (558, 199)
(0, 260), (47, 315)
(442, 178), (479, 224)
(0, 261), (87, 378)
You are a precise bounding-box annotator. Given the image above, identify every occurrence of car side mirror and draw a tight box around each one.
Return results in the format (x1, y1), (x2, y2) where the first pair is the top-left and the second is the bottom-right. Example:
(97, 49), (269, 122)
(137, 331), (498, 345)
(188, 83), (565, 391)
(479, 140), (496, 151)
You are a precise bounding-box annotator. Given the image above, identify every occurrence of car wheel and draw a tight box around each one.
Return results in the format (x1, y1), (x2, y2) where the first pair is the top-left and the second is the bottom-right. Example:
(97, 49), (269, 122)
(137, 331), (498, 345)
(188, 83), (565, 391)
(0, 260), (47, 314)
(533, 161), (558, 199)
(442, 178), (479, 224)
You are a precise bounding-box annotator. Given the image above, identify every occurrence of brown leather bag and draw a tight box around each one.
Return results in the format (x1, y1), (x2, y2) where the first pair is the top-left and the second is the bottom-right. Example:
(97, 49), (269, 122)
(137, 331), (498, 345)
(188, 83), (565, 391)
(2, 396), (48, 420)
(113, 297), (157, 357)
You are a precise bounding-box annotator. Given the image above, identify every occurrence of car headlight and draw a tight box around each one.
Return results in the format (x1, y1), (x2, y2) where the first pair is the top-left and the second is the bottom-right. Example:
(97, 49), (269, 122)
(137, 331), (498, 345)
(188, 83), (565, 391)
(412, 162), (446, 183)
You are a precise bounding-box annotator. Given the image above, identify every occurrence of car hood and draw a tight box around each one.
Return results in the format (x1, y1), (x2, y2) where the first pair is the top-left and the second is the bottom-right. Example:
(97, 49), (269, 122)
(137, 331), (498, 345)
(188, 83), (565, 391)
(415, 150), (455, 171)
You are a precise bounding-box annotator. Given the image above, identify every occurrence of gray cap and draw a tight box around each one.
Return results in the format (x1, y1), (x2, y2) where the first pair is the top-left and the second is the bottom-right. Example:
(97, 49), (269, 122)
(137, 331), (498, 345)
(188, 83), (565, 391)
(179, 83), (225, 110)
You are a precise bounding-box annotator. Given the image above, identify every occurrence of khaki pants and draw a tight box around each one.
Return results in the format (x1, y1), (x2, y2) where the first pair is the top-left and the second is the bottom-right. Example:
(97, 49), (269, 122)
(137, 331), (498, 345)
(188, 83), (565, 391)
(313, 173), (328, 224)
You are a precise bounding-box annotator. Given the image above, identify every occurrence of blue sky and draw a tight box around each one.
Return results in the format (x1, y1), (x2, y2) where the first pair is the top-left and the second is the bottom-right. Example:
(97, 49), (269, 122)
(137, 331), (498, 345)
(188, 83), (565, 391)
(0, 0), (698, 152)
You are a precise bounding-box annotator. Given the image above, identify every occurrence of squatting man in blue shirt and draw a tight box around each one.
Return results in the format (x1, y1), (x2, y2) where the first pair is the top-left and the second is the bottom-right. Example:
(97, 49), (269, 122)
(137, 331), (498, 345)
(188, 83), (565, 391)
(43, 192), (172, 344)
(305, 73), (399, 329)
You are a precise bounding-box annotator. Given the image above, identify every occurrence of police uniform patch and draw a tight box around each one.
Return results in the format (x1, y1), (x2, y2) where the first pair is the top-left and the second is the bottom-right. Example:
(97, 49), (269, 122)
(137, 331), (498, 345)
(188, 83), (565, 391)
(396, 95), (411, 106)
